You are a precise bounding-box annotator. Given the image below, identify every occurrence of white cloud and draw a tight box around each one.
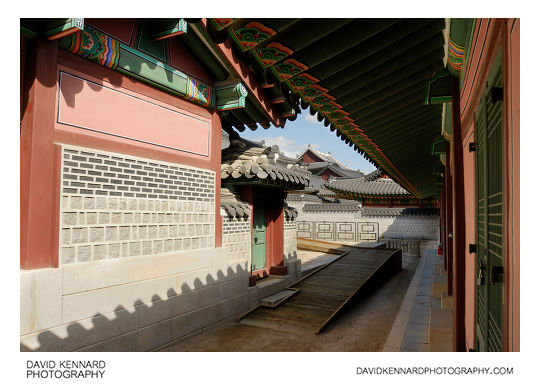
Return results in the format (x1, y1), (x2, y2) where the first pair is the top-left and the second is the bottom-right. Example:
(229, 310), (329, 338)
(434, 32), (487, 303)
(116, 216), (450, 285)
(304, 113), (319, 124)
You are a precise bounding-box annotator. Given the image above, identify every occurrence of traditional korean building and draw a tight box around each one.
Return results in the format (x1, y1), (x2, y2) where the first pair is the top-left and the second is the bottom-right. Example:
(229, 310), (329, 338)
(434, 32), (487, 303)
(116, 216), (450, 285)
(220, 131), (308, 280)
(20, 18), (519, 352)
(298, 144), (365, 181)
(440, 18), (519, 352)
(288, 171), (440, 243)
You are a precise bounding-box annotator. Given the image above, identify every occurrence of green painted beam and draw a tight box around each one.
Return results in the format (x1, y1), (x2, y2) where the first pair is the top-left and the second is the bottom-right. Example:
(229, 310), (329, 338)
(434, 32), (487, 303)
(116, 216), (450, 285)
(342, 71), (428, 112)
(148, 19), (188, 40)
(244, 98), (273, 124)
(362, 110), (440, 136)
(309, 19), (441, 81)
(135, 20), (167, 62)
(330, 49), (444, 103)
(44, 18), (84, 40)
(357, 103), (440, 130)
(117, 44), (186, 91)
(321, 32), (444, 91)
(424, 68), (452, 105)
(430, 136), (446, 155)
(448, 18), (474, 77)
(356, 96), (430, 127)
(254, 19), (354, 56)
(216, 82), (248, 110)
(370, 121), (442, 147)
(349, 84), (426, 118)
(20, 18), (84, 39)
(180, 27), (230, 81)
(290, 19), (398, 68)
(337, 58), (440, 103)
(57, 23), (216, 109)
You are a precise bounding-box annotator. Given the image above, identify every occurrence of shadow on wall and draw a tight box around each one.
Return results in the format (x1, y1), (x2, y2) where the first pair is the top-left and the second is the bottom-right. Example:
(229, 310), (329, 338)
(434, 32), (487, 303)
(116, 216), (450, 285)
(20, 262), (250, 352)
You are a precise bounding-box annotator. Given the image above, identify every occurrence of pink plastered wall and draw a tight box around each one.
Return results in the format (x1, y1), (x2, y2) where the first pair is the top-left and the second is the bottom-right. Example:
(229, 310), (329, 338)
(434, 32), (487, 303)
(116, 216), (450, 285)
(462, 123), (476, 351)
(57, 70), (211, 157)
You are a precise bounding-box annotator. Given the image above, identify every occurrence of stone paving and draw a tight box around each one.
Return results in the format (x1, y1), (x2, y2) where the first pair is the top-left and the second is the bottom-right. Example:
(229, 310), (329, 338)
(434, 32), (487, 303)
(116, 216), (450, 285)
(158, 253), (420, 352)
(384, 244), (441, 352)
(401, 250), (435, 351)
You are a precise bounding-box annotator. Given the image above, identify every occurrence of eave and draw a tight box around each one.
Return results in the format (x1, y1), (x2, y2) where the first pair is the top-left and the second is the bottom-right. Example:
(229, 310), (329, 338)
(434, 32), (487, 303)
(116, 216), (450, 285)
(205, 18), (450, 199)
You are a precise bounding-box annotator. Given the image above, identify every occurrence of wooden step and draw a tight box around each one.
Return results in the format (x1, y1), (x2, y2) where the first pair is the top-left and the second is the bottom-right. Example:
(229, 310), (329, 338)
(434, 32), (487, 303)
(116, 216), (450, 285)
(260, 289), (299, 307)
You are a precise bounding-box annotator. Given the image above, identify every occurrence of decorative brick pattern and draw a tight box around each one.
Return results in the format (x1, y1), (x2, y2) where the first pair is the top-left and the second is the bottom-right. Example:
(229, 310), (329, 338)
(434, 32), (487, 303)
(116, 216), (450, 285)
(59, 146), (216, 264)
(284, 218), (297, 260)
(295, 216), (439, 242)
(222, 214), (251, 264)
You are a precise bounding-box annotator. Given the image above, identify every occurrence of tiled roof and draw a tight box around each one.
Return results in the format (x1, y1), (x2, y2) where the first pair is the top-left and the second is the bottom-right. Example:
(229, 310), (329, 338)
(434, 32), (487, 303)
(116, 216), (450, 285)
(286, 193), (322, 202)
(221, 129), (230, 150)
(306, 161), (331, 173)
(303, 202), (361, 213)
(220, 188), (250, 219)
(317, 188), (338, 197)
(284, 201), (298, 219)
(362, 207), (440, 217)
(221, 134), (311, 189)
(364, 169), (383, 181)
(326, 164), (365, 179)
(326, 177), (411, 197)
(298, 145), (338, 164)
(301, 149), (365, 179)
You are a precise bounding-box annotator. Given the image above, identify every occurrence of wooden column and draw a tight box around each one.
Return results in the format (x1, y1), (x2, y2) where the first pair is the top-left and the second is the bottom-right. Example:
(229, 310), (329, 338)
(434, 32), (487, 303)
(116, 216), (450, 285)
(20, 38), (59, 269)
(451, 76), (466, 352)
(440, 177), (446, 268)
(211, 112), (223, 248)
(445, 143), (453, 295)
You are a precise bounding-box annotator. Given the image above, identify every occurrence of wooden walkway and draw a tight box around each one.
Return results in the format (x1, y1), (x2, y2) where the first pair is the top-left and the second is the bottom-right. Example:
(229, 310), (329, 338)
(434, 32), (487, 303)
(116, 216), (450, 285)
(240, 246), (402, 334)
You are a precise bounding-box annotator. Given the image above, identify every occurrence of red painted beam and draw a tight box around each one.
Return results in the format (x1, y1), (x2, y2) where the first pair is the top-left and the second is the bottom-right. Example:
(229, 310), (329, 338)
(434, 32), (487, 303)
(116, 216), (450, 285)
(200, 19), (286, 128)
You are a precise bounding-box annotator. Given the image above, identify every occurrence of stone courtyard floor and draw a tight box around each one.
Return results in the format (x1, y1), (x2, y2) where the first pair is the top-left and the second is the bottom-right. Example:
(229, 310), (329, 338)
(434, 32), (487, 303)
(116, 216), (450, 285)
(158, 253), (420, 352)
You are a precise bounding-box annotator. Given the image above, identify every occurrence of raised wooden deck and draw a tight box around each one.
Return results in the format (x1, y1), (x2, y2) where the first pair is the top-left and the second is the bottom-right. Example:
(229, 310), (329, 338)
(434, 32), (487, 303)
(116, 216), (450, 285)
(240, 245), (402, 334)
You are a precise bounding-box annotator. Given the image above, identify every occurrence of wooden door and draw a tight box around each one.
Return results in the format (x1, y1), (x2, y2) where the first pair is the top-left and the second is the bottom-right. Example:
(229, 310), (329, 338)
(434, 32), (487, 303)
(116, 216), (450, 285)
(252, 203), (266, 271)
(475, 50), (503, 352)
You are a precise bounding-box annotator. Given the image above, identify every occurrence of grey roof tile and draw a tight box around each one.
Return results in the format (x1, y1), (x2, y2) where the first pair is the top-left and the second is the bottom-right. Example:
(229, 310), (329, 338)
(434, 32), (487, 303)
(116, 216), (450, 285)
(221, 136), (311, 189)
(326, 177), (411, 197)
(220, 188), (251, 219)
(362, 207), (440, 217)
(303, 202), (361, 213)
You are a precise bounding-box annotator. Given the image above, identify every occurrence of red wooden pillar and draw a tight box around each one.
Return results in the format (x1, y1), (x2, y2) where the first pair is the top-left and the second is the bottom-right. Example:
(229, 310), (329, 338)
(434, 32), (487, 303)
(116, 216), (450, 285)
(451, 75), (466, 352)
(20, 38), (60, 269)
(268, 192), (286, 275)
(445, 143), (453, 295)
(211, 113), (223, 247)
(440, 177), (446, 264)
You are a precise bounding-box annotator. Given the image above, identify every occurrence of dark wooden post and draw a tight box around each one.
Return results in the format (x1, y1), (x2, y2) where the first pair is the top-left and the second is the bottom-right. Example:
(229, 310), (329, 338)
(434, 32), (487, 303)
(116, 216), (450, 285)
(451, 76), (466, 352)
(445, 142), (453, 295)
(440, 177), (446, 268)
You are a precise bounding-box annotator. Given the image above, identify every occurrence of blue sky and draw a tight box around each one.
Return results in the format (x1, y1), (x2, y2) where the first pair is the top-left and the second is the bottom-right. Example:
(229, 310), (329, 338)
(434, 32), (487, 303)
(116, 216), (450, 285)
(235, 108), (377, 173)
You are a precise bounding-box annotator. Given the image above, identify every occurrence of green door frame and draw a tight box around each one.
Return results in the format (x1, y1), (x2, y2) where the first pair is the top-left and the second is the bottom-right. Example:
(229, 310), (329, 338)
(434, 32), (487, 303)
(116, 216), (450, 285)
(475, 49), (504, 352)
(252, 202), (266, 271)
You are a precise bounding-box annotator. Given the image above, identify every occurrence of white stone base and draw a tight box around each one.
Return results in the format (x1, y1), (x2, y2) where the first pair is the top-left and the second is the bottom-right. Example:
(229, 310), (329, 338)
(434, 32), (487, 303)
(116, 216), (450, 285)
(20, 247), (249, 352)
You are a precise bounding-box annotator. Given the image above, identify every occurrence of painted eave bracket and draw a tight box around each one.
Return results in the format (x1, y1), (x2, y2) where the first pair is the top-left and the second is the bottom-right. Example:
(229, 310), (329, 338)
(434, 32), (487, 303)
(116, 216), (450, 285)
(21, 18), (84, 40)
(215, 82), (248, 110)
(424, 68), (452, 105)
(149, 19), (188, 41)
(431, 135), (446, 156)
(56, 24), (215, 109)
